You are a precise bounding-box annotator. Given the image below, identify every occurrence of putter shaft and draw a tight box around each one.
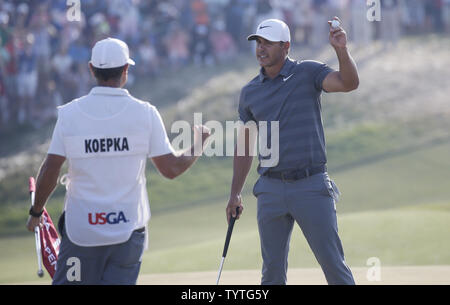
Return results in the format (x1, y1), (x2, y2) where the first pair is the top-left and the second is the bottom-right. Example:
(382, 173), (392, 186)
(216, 257), (225, 285)
(216, 207), (239, 285)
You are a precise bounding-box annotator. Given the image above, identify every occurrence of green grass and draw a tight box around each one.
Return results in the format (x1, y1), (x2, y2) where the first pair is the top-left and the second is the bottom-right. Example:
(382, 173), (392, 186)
(142, 200), (450, 275)
(2, 141), (450, 284)
(3, 199), (449, 284)
(2, 121), (449, 237)
(332, 141), (450, 213)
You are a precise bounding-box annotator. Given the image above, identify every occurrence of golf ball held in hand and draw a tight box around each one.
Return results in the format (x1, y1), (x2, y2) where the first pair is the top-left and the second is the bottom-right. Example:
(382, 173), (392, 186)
(331, 20), (340, 28)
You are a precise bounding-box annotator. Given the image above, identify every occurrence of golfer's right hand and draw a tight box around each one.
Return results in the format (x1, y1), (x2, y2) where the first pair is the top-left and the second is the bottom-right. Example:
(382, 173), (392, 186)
(226, 194), (243, 224)
(26, 215), (42, 232)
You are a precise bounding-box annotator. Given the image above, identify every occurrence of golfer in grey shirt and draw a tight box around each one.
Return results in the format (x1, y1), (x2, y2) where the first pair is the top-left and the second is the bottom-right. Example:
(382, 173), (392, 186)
(226, 18), (359, 285)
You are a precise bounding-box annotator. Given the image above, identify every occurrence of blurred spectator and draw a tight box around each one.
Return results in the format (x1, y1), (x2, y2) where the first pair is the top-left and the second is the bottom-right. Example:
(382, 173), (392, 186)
(164, 24), (190, 69)
(311, 0), (330, 49)
(380, 0), (401, 48)
(17, 38), (37, 124)
(401, 0), (426, 34)
(425, 0), (444, 33)
(291, 0), (313, 45)
(0, 35), (9, 126)
(192, 0), (210, 26)
(52, 45), (72, 77)
(190, 0), (213, 65)
(117, 2), (140, 44)
(255, 0), (275, 25)
(0, 78), (8, 126)
(51, 45), (73, 102)
(210, 19), (237, 63)
(226, 0), (245, 49)
(137, 37), (159, 76)
(0, 11), (11, 48)
(0, 0), (449, 130)
(443, 0), (450, 33)
(68, 37), (90, 64)
(191, 23), (213, 65)
(349, 0), (374, 48)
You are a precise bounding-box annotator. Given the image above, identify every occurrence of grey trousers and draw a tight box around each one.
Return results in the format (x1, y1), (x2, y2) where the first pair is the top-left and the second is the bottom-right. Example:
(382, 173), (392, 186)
(253, 172), (355, 285)
(52, 223), (145, 285)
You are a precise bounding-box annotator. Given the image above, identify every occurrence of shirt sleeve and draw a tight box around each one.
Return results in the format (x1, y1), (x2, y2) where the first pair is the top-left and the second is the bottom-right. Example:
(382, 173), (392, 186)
(314, 62), (334, 92)
(47, 109), (66, 157)
(237, 89), (255, 123)
(147, 106), (175, 158)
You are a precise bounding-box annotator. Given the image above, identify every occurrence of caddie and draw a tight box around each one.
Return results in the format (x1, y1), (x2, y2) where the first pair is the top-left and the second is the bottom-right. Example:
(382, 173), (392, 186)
(26, 37), (210, 285)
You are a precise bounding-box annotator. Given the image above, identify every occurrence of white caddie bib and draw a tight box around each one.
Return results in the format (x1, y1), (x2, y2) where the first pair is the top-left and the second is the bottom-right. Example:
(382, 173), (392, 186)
(55, 88), (159, 247)
(63, 132), (150, 246)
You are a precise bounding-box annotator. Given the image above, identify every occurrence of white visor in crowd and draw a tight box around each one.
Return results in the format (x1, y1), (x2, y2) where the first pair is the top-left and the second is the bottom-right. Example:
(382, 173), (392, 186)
(90, 37), (135, 69)
(247, 19), (291, 43)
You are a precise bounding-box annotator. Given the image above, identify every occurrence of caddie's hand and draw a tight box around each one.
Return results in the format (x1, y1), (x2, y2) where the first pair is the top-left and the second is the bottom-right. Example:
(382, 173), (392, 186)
(193, 124), (211, 147)
(328, 16), (347, 49)
(26, 215), (43, 232)
(226, 194), (243, 224)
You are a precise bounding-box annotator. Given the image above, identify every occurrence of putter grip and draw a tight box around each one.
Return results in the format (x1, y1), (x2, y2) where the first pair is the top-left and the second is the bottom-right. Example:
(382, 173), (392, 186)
(222, 207), (239, 257)
(29, 177), (36, 193)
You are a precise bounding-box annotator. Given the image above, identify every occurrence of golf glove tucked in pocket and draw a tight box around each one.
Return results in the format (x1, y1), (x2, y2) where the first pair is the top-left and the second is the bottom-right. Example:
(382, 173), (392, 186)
(324, 176), (341, 203)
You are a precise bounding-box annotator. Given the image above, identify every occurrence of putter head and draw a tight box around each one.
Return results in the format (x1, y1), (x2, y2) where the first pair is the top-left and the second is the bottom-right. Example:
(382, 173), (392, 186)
(37, 270), (44, 278)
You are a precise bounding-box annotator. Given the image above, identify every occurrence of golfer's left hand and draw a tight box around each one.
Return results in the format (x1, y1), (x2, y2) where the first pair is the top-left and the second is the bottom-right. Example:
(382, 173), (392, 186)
(26, 215), (42, 232)
(328, 17), (347, 49)
(226, 194), (243, 224)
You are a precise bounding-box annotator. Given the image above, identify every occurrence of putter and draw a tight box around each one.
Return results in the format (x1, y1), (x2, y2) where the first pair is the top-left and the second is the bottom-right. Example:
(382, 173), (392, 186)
(216, 207), (239, 285)
(29, 177), (44, 278)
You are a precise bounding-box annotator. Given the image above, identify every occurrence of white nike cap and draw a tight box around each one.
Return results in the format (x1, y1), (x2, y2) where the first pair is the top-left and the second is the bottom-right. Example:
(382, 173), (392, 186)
(90, 37), (135, 69)
(247, 19), (291, 43)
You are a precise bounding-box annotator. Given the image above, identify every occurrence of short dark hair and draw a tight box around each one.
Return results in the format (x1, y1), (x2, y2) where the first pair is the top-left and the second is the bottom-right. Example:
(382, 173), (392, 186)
(91, 65), (126, 82)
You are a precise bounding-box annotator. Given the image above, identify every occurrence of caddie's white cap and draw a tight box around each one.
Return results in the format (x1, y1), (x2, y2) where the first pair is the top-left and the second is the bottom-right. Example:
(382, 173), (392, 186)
(90, 37), (135, 69)
(247, 19), (291, 43)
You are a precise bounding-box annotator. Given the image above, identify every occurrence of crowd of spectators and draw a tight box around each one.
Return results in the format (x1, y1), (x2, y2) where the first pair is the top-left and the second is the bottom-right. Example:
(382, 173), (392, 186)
(0, 0), (449, 129)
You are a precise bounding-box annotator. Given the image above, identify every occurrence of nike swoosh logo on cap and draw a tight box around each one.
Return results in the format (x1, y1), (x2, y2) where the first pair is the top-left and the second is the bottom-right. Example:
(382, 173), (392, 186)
(283, 74), (294, 82)
(259, 25), (272, 29)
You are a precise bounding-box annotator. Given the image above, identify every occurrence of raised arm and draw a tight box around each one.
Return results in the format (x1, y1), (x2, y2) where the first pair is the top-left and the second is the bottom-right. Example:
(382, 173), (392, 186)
(322, 17), (359, 93)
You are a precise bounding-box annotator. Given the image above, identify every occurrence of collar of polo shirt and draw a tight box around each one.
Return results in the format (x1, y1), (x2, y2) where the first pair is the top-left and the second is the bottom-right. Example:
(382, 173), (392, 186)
(259, 57), (295, 82)
(89, 86), (131, 96)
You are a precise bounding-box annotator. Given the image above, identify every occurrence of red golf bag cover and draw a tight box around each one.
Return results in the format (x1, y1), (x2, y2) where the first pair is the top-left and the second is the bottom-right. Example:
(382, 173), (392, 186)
(40, 209), (60, 278)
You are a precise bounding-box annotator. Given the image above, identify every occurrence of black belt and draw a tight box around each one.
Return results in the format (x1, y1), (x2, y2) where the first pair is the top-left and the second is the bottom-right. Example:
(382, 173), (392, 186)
(264, 165), (326, 181)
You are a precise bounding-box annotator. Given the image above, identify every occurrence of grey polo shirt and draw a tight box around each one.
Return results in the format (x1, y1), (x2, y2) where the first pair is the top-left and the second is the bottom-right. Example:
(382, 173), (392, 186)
(238, 57), (334, 175)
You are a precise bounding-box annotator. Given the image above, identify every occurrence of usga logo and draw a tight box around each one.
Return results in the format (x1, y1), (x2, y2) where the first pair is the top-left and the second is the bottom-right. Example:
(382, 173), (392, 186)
(88, 211), (128, 225)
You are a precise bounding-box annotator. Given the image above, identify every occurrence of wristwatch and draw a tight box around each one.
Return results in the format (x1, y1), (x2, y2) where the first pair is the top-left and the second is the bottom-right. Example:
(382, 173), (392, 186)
(29, 206), (44, 218)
